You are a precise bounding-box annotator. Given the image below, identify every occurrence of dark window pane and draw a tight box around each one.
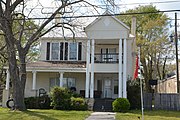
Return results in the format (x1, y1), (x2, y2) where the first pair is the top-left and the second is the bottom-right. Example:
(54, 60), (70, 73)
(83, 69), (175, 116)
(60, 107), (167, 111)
(60, 42), (64, 60)
(64, 42), (68, 60)
(46, 42), (50, 60)
(78, 42), (82, 60)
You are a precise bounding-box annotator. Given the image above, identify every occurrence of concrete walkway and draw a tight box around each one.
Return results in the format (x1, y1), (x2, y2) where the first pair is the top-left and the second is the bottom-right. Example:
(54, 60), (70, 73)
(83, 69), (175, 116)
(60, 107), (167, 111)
(85, 112), (116, 120)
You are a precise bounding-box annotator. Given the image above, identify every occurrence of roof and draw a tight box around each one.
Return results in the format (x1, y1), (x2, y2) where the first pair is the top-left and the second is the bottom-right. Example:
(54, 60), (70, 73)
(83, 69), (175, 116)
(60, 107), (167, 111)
(26, 61), (86, 68)
(26, 61), (86, 72)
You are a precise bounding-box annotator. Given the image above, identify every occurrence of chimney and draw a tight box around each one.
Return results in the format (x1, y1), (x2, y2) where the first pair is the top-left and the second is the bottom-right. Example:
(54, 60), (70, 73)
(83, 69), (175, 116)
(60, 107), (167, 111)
(55, 13), (61, 24)
(131, 16), (136, 36)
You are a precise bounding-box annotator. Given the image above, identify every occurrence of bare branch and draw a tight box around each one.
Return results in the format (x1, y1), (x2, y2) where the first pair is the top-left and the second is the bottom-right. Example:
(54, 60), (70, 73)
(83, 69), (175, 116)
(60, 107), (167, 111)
(17, 1), (25, 47)
(10, 0), (23, 12)
(24, 0), (84, 52)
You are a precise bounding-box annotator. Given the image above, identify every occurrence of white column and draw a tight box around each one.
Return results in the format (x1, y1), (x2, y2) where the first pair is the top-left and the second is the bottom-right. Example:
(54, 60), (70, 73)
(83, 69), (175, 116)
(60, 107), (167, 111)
(59, 72), (64, 87)
(118, 39), (123, 98)
(123, 39), (127, 98)
(32, 70), (37, 90)
(85, 39), (90, 98)
(5, 69), (10, 90)
(90, 39), (95, 98)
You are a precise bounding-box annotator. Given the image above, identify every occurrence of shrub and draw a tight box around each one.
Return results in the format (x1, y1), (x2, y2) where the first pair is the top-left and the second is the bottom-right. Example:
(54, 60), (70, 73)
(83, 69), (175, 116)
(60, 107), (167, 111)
(70, 97), (87, 110)
(24, 96), (51, 109)
(25, 97), (38, 109)
(127, 80), (141, 109)
(38, 96), (51, 109)
(112, 98), (130, 112)
(50, 86), (71, 110)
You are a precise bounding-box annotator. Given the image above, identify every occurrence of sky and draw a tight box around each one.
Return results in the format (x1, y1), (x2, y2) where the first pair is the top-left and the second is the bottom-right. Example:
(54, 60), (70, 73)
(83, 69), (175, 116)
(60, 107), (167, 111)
(26, 0), (180, 35)
(29, 0), (180, 21)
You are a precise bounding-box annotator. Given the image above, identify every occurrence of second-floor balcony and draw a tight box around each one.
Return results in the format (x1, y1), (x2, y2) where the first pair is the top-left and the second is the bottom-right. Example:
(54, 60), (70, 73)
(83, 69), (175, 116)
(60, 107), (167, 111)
(93, 53), (119, 63)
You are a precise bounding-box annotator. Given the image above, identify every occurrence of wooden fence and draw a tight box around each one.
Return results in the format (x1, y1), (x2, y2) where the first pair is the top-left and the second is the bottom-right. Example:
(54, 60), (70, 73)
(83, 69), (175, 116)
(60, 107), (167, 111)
(143, 93), (180, 110)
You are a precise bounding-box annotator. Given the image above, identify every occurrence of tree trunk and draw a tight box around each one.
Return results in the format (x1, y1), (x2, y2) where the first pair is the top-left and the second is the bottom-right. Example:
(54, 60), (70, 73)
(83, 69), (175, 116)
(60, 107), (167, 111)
(141, 56), (151, 92)
(7, 45), (26, 111)
(5, 31), (26, 110)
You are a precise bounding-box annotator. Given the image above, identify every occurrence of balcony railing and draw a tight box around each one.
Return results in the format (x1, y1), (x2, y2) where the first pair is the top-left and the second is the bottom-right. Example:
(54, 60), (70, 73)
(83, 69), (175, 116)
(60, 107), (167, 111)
(93, 53), (119, 63)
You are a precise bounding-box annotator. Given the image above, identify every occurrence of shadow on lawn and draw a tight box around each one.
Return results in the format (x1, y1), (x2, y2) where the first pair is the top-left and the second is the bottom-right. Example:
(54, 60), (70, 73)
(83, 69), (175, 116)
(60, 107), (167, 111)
(23, 110), (58, 120)
(128, 110), (180, 118)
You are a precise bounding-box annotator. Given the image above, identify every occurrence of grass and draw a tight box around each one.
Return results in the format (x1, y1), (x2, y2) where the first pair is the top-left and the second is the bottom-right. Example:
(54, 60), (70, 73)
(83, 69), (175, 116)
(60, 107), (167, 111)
(0, 107), (91, 120)
(116, 110), (180, 120)
(2, 107), (180, 120)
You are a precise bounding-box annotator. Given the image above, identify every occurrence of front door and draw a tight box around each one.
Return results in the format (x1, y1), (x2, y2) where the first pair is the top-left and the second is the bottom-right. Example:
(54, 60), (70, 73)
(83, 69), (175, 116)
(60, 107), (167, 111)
(104, 80), (112, 98)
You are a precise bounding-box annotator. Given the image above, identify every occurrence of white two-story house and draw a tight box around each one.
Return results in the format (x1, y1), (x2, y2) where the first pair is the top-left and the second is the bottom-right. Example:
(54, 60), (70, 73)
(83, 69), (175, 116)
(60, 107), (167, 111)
(3, 11), (136, 107)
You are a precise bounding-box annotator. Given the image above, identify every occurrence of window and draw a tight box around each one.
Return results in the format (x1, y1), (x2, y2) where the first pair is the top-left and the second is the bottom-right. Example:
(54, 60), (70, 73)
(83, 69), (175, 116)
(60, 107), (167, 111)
(49, 77), (76, 89)
(69, 43), (77, 60)
(101, 48), (116, 62)
(51, 43), (59, 60)
(63, 78), (76, 88)
(49, 78), (60, 89)
(48, 42), (82, 61)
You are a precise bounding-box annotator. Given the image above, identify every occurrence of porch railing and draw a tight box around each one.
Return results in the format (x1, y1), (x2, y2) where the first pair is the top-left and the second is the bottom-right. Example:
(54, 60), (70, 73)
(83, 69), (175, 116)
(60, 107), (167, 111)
(93, 53), (119, 63)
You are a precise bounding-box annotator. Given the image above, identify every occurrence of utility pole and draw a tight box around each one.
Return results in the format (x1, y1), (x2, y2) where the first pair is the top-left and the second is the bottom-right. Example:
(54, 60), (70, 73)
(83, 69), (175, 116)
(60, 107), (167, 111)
(175, 12), (180, 93)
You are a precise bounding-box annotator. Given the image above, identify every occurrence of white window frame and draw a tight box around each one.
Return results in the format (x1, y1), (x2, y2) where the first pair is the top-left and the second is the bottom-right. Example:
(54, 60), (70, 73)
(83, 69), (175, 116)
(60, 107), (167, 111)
(68, 42), (78, 61)
(50, 42), (80, 61)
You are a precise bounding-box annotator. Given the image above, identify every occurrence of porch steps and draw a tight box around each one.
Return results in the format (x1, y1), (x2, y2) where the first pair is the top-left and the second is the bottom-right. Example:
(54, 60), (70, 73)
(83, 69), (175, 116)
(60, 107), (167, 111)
(93, 98), (114, 112)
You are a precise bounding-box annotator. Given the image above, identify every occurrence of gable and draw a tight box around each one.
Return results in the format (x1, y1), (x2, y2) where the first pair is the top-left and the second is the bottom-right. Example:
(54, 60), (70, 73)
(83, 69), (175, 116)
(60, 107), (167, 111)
(85, 14), (130, 39)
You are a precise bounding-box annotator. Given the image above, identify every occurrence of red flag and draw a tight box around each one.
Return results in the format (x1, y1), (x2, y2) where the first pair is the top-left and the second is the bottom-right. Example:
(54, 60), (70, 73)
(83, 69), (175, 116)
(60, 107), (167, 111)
(133, 55), (139, 80)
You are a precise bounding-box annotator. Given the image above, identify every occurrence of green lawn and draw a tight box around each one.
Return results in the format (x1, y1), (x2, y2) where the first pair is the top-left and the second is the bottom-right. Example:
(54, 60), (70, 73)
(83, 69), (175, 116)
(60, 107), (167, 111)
(2, 108), (180, 120)
(0, 107), (91, 120)
(116, 110), (180, 120)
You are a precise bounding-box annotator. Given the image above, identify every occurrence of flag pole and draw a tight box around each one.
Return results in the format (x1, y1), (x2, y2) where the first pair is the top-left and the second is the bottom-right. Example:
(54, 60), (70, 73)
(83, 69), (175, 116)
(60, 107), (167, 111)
(138, 46), (144, 120)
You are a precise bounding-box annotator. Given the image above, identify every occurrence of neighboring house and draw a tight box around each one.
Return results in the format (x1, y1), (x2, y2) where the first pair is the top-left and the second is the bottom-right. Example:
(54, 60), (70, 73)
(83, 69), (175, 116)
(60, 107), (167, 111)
(2, 11), (136, 108)
(157, 75), (177, 93)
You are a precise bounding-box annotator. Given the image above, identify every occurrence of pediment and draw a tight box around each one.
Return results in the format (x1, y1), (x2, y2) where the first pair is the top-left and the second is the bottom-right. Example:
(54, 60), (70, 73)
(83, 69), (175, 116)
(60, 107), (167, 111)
(85, 11), (130, 39)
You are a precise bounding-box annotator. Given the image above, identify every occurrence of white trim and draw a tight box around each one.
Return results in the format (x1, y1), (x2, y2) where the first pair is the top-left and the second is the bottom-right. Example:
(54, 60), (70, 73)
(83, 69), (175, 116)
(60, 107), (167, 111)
(118, 39), (123, 98)
(85, 39), (90, 98)
(5, 69), (10, 90)
(32, 70), (37, 90)
(59, 72), (64, 87)
(68, 42), (70, 60)
(76, 42), (79, 61)
(123, 39), (127, 98)
(90, 39), (95, 98)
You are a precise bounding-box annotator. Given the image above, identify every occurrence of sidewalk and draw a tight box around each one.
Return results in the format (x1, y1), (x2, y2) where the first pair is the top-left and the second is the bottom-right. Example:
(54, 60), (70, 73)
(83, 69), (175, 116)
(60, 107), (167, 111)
(85, 112), (116, 120)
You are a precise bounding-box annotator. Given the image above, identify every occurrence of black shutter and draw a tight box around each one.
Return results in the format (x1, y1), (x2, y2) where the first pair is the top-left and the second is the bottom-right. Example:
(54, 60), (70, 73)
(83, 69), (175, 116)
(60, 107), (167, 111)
(64, 42), (68, 60)
(46, 42), (50, 60)
(78, 42), (82, 60)
(60, 42), (64, 60)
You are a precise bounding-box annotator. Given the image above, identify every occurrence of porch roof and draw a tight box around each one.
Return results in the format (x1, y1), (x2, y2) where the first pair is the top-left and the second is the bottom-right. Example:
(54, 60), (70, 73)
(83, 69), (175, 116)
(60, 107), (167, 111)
(26, 61), (86, 72)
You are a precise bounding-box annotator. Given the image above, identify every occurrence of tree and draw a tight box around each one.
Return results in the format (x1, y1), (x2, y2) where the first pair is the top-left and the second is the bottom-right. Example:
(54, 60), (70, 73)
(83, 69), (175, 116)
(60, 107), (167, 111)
(0, 0), (97, 110)
(118, 5), (173, 92)
(0, 34), (7, 87)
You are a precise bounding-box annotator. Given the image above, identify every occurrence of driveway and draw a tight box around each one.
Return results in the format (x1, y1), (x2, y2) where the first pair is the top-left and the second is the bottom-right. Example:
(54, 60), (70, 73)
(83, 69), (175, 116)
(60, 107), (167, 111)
(85, 112), (116, 120)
